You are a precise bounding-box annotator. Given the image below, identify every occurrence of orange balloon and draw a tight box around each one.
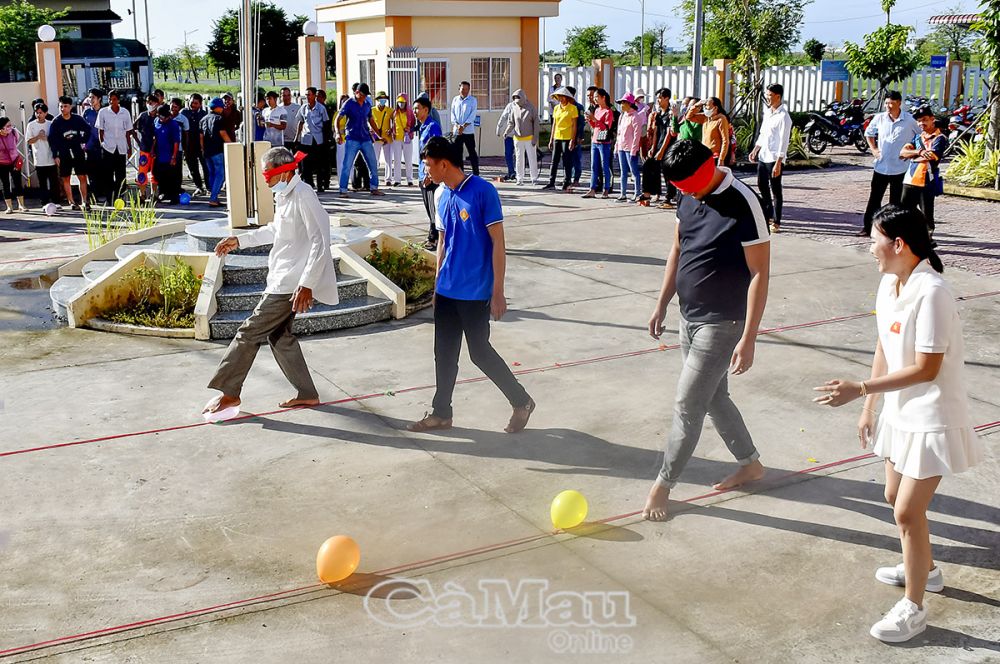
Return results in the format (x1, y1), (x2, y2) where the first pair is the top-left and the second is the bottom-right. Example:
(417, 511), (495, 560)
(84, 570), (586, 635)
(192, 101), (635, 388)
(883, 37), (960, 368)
(316, 535), (361, 584)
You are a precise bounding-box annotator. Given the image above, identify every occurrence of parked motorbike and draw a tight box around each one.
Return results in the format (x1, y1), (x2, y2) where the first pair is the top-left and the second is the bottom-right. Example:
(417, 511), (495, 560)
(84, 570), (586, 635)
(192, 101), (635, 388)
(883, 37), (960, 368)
(804, 99), (870, 154)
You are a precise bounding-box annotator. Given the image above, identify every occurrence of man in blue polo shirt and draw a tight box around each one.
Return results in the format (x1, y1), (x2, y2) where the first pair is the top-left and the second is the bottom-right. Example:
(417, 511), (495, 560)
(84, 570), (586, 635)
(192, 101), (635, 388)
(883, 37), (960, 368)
(407, 136), (535, 434)
(642, 139), (770, 521)
(334, 82), (383, 197)
(414, 97), (442, 250)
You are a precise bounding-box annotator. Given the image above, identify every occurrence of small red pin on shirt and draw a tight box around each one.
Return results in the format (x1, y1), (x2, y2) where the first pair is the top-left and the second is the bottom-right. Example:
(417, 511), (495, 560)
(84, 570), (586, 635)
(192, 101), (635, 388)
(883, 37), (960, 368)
(890, 321), (901, 334)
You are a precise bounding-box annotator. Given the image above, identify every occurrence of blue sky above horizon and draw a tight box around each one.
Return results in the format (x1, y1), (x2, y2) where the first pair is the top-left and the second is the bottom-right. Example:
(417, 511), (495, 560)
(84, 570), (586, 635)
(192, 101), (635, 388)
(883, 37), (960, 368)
(110, 0), (969, 55)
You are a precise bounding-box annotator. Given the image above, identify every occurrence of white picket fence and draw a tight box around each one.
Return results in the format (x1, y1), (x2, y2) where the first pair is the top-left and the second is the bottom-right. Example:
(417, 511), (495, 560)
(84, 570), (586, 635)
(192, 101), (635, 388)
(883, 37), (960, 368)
(539, 64), (993, 118)
(614, 65), (719, 105)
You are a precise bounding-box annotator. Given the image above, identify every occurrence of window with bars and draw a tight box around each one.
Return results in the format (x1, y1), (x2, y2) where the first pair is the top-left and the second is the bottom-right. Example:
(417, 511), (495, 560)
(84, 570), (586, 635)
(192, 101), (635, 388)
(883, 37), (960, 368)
(419, 60), (448, 111)
(359, 59), (376, 91)
(470, 57), (511, 110)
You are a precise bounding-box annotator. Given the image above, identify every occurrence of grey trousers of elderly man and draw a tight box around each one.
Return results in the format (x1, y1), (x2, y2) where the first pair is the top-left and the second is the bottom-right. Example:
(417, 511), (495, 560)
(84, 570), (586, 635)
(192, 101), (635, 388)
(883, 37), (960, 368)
(657, 318), (760, 487)
(207, 293), (319, 400)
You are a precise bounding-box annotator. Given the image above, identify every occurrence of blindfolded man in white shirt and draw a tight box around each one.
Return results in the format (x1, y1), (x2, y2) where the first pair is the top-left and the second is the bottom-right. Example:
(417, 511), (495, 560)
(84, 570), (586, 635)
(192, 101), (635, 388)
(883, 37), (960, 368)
(203, 146), (340, 419)
(749, 83), (792, 234)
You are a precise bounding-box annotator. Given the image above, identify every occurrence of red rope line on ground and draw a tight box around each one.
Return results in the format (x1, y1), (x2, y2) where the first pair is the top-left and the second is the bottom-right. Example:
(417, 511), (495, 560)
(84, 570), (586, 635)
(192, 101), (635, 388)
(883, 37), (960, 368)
(0, 443), (910, 658)
(2, 419), (996, 657)
(3, 290), (998, 460)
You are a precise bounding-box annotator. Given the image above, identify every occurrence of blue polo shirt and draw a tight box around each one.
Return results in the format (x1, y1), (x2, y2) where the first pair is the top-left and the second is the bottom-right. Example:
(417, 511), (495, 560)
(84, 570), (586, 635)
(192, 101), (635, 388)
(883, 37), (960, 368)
(417, 118), (442, 180)
(865, 111), (921, 176)
(435, 174), (503, 301)
(338, 98), (373, 143)
(152, 118), (182, 164)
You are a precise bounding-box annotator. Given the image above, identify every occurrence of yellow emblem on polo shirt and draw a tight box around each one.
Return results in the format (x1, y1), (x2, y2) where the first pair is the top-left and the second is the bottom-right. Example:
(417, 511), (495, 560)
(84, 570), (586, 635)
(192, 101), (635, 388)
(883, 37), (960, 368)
(460, 208), (470, 222)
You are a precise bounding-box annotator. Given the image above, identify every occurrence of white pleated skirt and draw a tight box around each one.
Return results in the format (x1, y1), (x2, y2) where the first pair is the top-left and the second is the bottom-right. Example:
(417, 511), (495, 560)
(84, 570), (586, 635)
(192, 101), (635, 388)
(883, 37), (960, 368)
(874, 419), (985, 480)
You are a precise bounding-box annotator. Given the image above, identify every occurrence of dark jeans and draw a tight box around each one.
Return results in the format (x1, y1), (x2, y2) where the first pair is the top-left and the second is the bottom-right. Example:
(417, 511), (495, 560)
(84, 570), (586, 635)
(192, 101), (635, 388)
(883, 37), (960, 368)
(548, 139), (573, 188)
(421, 181), (439, 243)
(153, 160), (181, 202)
(103, 150), (127, 201)
(86, 149), (105, 201)
(0, 163), (23, 199)
(352, 151), (371, 190)
(185, 151), (207, 190)
(661, 161), (677, 202)
(35, 165), (59, 204)
(503, 136), (515, 177)
(300, 141), (328, 188)
(863, 171), (904, 233)
(431, 294), (531, 420)
(317, 143), (332, 191)
(570, 143), (582, 183)
(756, 161), (784, 224)
(454, 132), (479, 175)
(900, 184), (936, 233)
(642, 157), (663, 196)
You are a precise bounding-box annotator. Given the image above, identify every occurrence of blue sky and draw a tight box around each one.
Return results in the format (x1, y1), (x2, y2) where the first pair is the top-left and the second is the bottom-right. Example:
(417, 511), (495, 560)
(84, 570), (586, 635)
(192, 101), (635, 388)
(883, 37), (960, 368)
(110, 0), (969, 54)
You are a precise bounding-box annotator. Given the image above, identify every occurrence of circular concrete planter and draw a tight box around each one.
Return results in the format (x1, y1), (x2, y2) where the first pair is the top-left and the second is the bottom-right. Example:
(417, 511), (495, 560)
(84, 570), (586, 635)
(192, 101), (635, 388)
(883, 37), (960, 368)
(86, 317), (196, 338)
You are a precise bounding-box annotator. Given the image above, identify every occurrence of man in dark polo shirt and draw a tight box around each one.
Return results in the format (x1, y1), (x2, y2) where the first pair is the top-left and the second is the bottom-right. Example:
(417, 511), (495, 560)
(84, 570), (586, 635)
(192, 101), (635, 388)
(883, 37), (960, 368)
(407, 136), (535, 434)
(643, 139), (771, 521)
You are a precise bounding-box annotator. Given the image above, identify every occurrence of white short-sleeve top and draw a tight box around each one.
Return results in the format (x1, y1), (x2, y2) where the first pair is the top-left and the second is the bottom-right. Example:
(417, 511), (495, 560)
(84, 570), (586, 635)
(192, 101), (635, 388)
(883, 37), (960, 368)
(875, 261), (971, 433)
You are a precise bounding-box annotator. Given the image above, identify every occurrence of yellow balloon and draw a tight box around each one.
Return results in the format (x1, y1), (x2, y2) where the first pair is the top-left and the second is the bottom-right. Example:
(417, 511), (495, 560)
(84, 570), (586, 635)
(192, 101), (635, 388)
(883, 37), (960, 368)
(550, 490), (588, 530)
(113, 198), (126, 211)
(316, 535), (361, 584)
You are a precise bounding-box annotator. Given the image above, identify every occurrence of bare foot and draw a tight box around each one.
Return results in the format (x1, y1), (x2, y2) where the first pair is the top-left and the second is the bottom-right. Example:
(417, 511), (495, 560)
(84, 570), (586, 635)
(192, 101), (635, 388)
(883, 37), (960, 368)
(203, 394), (240, 414)
(279, 397), (321, 409)
(713, 460), (766, 491)
(642, 481), (671, 521)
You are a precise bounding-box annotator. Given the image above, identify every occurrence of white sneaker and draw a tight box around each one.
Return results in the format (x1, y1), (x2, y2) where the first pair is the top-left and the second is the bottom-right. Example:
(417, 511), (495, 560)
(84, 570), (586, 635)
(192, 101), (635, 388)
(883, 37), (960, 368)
(875, 563), (944, 592)
(870, 597), (927, 643)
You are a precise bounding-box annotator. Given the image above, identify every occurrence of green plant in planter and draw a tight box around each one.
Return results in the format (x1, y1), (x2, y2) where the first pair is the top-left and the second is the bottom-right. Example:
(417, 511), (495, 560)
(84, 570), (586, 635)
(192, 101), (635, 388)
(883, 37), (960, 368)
(946, 139), (1000, 188)
(105, 257), (202, 328)
(365, 240), (436, 302)
(82, 192), (159, 250)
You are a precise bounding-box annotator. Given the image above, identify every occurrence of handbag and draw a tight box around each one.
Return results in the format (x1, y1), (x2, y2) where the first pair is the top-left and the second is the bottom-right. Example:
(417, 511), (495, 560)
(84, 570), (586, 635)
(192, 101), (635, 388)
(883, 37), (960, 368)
(594, 128), (610, 143)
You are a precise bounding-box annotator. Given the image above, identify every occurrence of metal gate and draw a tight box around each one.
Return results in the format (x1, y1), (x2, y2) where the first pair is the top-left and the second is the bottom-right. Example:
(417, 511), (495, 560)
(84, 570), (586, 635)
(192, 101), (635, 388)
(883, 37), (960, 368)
(387, 47), (418, 102)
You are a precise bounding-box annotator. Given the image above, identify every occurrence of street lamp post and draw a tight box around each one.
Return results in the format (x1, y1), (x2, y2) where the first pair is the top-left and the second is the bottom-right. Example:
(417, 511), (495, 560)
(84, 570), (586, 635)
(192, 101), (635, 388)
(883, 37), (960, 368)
(639, 0), (645, 68)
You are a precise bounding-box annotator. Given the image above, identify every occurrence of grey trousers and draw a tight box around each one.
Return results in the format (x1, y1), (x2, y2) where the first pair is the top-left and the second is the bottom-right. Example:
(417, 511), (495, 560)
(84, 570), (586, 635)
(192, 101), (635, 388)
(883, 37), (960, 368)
(657, 318), (759, 488)
(207, 293), (319, 400)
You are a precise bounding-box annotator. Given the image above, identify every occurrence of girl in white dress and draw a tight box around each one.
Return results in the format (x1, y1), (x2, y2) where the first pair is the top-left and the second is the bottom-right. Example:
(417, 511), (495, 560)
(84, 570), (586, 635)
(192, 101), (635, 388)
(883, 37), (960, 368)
(813, 205), (983, 643)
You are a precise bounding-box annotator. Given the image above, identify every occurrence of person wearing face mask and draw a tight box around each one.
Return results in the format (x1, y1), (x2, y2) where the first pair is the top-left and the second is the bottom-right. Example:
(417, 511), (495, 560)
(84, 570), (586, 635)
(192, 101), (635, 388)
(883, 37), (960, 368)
(0, 117), (26, 214)
(133, 93), (161, 200)
(205, 147), (339, 420)
(686, 97), (732, 166)
(371, 91), (395, 185)
(391, 94), (416, 186)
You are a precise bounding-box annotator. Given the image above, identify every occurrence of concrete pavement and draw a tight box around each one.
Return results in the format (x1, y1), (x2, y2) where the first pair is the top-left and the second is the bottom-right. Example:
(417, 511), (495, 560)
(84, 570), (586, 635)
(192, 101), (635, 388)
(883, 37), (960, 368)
(0, 169), (997, 663)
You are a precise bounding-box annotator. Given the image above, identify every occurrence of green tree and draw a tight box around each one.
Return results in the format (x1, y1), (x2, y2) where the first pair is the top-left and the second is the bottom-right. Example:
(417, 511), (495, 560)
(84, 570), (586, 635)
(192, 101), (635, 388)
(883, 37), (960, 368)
(972, 0), (1000, 177)
(844, 24), (923, 95)
(803, 38), (826, 64)
(153, 52), (181, 80)
(563, 25), (611, 66)
(0, 0), (67, 78)
(679, 0), (741, 61)
(882, 0), (897, 25)
(208, 2), (301, 78)
(624, 24), (669, 66)
(326, 41), (337, 79)
(178, 45), (202, 83)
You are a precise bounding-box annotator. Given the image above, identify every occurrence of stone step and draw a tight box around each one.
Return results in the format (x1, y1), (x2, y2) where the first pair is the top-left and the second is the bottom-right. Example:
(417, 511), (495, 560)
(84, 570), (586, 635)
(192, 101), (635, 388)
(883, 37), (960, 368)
(214, 277), (369, 312)
(208, 296), (393, 339)
(82, 260), (120, 284)
(50, 276), (88, 320)
(221, 253), (342, 286)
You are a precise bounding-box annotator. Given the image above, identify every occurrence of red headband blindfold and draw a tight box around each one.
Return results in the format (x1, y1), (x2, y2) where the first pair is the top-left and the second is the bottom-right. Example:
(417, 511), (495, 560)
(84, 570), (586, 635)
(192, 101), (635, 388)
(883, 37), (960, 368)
(670, 158), (716, 194)
(262, 151), (308, 180)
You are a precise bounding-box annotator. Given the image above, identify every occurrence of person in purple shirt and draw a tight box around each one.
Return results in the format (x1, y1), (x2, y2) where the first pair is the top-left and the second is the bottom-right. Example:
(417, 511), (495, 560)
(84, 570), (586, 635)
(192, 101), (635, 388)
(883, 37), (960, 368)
(151, 105), (182, 205)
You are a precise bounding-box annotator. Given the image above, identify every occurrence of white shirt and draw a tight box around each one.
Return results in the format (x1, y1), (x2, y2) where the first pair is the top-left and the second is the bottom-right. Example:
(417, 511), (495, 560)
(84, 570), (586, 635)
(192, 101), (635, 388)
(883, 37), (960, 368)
(237, 174), (339, 305)
(875, 262), (971, 432)
(25, 119), (54, 167)
(95, 106), (133, 154)
(263, 106), (287, 146)
(280, 102), (300, 143)
(755, 103), (792, 162)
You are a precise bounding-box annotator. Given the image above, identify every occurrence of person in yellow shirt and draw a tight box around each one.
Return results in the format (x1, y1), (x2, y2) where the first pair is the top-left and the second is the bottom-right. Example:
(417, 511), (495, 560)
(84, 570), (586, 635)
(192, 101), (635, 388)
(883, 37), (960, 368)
(544, 87), (578, 192)
(371, 91), (395, 185)
(390, 93), (416, 186)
